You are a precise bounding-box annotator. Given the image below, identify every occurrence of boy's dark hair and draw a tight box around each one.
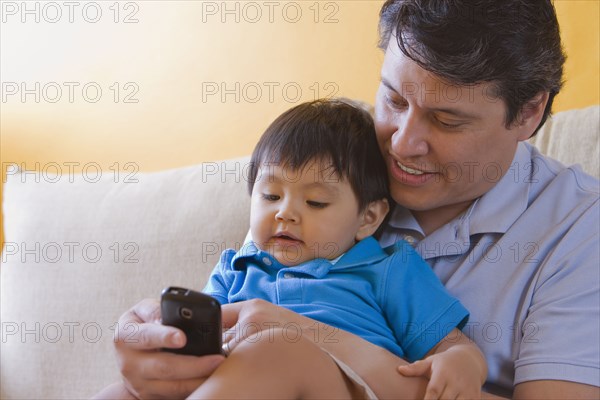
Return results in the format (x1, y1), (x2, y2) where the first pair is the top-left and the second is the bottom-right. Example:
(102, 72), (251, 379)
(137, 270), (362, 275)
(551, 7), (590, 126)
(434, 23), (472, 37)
(378, 0), (566, 136)
(247, 99), (389, 211)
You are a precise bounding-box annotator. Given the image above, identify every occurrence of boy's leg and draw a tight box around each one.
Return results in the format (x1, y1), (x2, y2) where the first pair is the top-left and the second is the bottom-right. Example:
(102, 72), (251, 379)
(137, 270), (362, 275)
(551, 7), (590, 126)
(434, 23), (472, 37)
(91, 382), (137, 400)
(187, 328), (357, 399)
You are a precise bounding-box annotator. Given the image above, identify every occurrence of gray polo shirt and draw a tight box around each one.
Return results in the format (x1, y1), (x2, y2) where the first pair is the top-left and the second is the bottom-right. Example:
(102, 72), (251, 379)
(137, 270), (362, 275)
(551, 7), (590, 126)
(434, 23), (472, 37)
(379, 142), (600, 395)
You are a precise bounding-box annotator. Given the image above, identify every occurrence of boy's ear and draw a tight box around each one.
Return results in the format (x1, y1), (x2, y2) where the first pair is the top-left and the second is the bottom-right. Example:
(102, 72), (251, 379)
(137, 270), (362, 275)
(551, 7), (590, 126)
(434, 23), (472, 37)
(356, 198), (390, 241)
(515, 91), (549, 141)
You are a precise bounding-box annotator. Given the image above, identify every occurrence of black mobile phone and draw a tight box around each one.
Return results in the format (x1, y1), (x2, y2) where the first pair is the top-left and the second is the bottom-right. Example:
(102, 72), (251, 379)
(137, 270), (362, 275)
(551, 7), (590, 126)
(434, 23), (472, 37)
(160, 286), (222, 356)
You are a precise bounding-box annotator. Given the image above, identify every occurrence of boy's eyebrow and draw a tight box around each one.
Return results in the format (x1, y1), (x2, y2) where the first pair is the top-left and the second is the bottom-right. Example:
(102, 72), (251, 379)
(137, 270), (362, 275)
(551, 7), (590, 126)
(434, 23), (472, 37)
(304, 181), (341, 194)
(257, 173), (342, 194)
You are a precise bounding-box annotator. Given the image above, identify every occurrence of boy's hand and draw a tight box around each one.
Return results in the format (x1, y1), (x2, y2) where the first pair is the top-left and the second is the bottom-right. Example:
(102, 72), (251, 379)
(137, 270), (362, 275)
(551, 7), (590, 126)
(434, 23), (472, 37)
(114, 298), (225, 399)
(397, 329), (487, 399)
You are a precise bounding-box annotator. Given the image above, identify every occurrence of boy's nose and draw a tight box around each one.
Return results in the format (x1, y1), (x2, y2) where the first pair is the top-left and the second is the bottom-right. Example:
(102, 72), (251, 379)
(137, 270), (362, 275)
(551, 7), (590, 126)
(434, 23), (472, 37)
(275, 204), (299, 223)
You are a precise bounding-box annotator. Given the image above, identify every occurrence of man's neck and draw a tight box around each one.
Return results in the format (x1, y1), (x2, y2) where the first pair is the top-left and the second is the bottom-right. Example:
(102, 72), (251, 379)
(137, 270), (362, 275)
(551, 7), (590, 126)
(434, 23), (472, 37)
(410, 201), (474, 236)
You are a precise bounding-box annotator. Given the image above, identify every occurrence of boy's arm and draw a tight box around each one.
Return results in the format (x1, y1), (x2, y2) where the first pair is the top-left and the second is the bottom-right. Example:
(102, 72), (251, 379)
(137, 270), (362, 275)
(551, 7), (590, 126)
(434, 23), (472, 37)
(201, 249), (237, 304)
(398, 328), (487, 399)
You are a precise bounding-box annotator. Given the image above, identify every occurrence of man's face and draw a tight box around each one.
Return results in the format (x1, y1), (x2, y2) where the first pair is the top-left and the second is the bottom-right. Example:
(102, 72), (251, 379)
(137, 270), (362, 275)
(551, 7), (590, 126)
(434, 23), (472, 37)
(250, 160), (365, 266)
(374, 38), (532, 230)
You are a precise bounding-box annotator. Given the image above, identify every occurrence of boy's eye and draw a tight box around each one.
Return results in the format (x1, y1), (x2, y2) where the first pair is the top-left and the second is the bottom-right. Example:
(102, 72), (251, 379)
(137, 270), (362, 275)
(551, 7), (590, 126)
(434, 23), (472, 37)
(307, 200), (328, 209)
(262, 194), (280, 201)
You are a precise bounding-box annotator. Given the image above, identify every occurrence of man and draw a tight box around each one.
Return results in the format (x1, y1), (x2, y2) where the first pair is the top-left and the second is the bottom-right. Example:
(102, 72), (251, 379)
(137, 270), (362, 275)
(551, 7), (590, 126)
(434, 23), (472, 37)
(109, 1), (599, 398)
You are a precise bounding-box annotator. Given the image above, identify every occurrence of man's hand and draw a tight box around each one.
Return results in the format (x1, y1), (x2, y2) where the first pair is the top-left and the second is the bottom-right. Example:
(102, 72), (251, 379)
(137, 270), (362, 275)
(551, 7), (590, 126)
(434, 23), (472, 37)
(114, 298), (225, 399)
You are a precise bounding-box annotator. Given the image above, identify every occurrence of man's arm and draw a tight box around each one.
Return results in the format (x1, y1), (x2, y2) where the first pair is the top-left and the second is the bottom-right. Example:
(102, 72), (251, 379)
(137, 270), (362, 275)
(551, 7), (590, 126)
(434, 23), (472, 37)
(391, 329), (599, 400)
(513, 381), (600, 399)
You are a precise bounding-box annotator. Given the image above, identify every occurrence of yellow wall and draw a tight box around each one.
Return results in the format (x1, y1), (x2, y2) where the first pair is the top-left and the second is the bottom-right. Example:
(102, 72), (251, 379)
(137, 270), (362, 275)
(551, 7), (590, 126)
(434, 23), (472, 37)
(1, 1), (599, 245)
(0, 1), (383, 171)
(554, 0), (600, 111)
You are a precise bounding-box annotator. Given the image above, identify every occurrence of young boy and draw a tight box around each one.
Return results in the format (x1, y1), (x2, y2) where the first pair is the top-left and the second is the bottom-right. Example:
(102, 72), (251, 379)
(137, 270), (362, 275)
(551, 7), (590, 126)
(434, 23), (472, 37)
(96, 99), (486, 399)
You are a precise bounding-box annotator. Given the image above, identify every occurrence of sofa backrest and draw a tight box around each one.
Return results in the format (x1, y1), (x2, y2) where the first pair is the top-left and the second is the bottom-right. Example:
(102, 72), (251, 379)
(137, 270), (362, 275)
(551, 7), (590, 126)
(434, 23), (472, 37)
(1, 158), (251, 398)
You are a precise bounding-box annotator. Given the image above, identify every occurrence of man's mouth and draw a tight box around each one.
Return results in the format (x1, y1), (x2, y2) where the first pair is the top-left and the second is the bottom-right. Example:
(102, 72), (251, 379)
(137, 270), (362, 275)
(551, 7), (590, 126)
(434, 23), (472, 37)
(396, 161), (426, 176)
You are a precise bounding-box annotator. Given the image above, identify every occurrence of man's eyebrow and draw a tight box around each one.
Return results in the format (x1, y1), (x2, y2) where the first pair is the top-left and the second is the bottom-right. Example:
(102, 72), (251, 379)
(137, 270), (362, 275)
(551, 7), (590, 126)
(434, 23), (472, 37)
(430, 107), (480, 120)
(380, 77), (398, 93)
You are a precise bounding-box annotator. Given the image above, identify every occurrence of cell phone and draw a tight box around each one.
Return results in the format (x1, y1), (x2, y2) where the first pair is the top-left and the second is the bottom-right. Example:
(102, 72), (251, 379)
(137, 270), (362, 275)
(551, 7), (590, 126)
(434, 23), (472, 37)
(160, 286), (223, 356)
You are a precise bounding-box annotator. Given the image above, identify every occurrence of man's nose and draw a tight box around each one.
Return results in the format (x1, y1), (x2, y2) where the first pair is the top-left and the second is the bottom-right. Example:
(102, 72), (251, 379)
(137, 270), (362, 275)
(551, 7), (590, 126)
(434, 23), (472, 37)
(390, 110), (429, 158)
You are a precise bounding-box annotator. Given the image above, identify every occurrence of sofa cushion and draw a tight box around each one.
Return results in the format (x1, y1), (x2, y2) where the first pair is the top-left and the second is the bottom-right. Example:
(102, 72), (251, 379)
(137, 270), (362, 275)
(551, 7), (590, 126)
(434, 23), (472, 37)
(530, 105), (599, 178)
(0, 157), (251, 399)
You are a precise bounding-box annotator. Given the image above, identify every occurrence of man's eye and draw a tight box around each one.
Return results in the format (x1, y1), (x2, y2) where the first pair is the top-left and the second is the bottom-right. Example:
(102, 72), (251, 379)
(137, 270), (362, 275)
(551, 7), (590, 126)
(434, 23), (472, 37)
(437, 119), (463, 129)
(385, 94), (407, 109)
(262, 194), (280, 201)
(307, 200), (328, 209)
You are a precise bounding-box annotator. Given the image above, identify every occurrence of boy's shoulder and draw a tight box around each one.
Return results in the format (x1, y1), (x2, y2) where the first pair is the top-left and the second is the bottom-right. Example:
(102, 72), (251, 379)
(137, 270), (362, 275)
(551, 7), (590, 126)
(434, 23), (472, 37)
(335, 236), (424, 274)
(382, 238), (417, 256)
(218, 241), (261, 270)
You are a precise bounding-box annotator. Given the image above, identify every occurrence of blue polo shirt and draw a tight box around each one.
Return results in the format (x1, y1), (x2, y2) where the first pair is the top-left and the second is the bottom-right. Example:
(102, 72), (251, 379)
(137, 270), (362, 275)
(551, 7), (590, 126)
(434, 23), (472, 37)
(379, 142), (600, 394)
(204, 236), (469, 361)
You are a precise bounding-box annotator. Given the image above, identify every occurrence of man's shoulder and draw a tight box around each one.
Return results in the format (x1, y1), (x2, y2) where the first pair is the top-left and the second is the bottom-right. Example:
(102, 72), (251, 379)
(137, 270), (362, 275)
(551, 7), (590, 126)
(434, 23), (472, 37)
(528, 143), (599, 197)
(525, 145), (599, 223)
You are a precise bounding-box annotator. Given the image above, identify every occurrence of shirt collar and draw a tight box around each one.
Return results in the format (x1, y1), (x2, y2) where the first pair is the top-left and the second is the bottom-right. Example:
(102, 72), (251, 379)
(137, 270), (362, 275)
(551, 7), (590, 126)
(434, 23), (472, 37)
(333, 236), (388, 268)
(230, 237), (387, 278)
(468, 142), (531, 235)
(387, 205), (425, 236)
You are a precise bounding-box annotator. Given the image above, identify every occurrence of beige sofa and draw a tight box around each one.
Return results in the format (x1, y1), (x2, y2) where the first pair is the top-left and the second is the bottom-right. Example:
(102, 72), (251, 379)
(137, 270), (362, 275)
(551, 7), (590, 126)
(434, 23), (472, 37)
(1, 105), (598, 399)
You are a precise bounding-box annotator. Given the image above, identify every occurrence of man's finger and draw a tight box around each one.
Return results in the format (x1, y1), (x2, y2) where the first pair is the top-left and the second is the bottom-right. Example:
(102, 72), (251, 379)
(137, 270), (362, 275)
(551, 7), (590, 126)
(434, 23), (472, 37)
(127, 298), (162, 324)
(115, 321), (186, 350)
(220, 302), (243, 329)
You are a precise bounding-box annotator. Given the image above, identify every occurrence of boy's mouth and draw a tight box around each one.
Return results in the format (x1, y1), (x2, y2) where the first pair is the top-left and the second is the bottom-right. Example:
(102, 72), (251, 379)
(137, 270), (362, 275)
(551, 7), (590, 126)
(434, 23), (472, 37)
(272, 232), (303, 243)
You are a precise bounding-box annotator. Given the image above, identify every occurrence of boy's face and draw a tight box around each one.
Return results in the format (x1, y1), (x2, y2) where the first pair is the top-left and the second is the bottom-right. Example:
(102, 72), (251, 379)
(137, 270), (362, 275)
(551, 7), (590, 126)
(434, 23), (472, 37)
(250, 159), (366, 266)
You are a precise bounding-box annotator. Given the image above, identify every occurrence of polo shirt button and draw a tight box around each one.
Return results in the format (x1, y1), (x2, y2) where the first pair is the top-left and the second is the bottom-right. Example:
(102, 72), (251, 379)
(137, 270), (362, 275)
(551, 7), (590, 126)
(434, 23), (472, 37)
(283, 272), (294, 279)
(404, 235), (416, 245)
(262, 257), (272, 266)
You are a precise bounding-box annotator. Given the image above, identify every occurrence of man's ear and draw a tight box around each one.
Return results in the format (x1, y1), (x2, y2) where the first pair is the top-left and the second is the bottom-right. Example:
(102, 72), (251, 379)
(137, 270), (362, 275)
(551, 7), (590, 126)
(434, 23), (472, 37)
(515, 91), (550, 141)
(356, 198), (390, 241)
